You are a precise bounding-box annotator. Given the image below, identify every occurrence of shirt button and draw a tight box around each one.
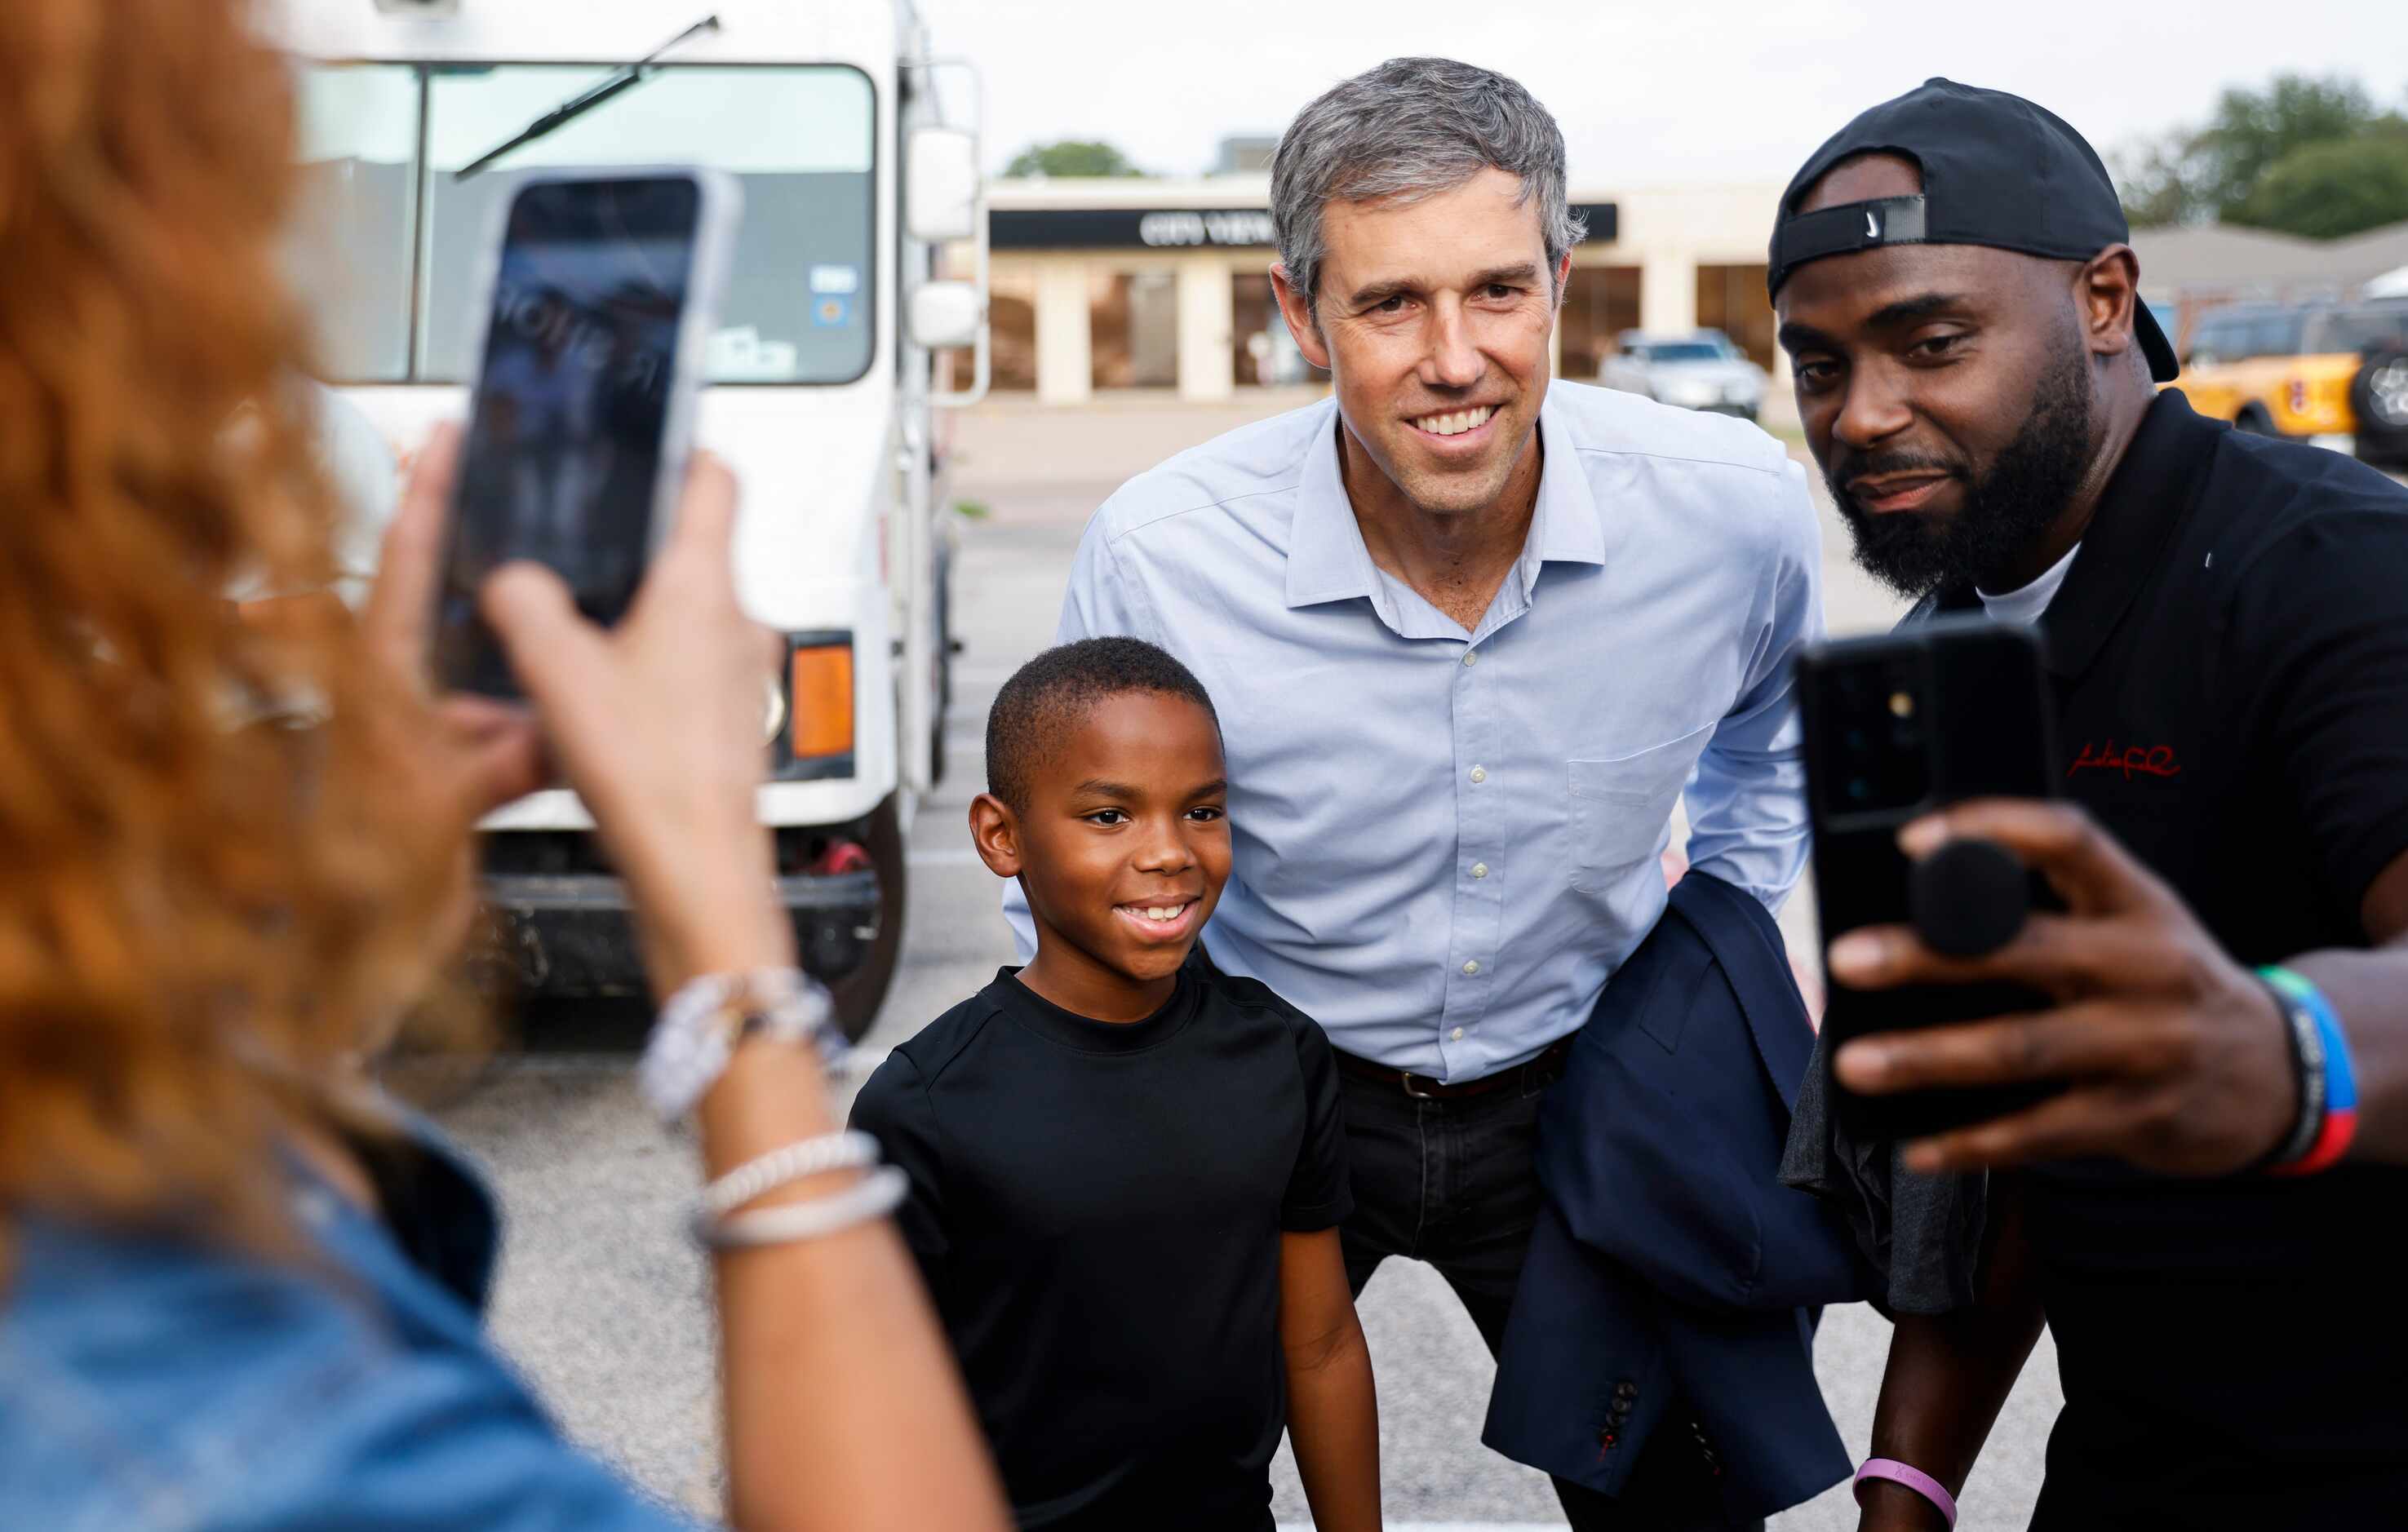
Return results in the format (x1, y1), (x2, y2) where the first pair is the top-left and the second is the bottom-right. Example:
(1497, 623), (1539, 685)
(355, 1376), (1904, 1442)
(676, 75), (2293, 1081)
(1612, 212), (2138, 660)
(1463, 650), (1479, 667)
(1469, 765), (1488, 783)
(1471, 862), (1489, 879)
(1462, 959), (1480, 976)
(1451, 1026), (1466, 1041)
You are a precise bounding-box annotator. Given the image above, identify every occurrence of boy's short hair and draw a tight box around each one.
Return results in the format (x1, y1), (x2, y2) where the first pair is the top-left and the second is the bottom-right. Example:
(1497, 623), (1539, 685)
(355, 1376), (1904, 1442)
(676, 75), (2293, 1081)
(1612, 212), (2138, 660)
(986, 637), (1220, 814)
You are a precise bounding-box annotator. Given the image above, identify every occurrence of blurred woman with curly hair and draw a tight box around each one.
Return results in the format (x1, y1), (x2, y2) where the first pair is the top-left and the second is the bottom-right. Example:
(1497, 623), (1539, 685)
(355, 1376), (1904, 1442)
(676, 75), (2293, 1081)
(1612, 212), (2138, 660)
(0, 2), (1007, 1527)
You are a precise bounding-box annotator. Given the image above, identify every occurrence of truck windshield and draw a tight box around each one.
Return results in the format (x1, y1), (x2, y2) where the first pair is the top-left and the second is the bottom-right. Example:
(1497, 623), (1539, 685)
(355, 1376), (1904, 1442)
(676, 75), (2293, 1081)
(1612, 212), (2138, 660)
(290, 61), (876, 386)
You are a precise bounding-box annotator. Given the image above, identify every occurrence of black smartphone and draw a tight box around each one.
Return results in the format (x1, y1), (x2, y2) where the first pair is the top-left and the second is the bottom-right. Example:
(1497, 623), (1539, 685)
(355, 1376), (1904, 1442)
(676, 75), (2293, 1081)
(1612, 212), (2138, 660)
(432, 168), (739, 697)
(1798, 618), (2062, 1141)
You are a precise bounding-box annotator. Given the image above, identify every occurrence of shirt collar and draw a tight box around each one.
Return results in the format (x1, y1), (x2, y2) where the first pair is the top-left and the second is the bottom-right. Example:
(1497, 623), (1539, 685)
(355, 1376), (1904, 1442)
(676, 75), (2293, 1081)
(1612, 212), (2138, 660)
(1284, 390), (1615, 613)
(1284, 401), (1379, 609)
(1914, 389), (2220, 680)
(2035, 388), (2219, 681)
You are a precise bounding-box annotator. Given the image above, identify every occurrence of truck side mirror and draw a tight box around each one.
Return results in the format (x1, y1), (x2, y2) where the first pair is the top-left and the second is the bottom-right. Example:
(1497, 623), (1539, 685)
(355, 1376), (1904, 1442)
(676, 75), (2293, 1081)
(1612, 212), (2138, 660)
(911, 281), (984, 351)
(907, 127), (981, 244)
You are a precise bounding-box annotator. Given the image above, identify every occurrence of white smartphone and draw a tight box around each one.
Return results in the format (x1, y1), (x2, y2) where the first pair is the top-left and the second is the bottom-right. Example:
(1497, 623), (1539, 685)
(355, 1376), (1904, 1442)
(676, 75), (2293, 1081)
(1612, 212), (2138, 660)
(433, 166), (741, 697)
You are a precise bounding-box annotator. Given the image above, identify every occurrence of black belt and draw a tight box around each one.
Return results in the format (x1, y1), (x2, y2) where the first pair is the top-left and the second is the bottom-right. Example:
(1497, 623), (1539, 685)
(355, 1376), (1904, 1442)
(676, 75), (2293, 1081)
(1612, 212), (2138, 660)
(1333, 1036), (1572, 1100)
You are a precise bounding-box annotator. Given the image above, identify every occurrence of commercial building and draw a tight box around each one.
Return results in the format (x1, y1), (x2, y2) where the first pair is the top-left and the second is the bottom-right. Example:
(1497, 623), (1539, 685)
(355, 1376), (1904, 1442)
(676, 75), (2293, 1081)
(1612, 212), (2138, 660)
(2130, 219), (2408, 308)
(973, 175), (1791, 405)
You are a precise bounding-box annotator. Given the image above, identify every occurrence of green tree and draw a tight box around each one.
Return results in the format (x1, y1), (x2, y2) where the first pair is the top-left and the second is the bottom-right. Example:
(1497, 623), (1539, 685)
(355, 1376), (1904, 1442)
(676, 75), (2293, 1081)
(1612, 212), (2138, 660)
(2116, 73), (2401, 229)
(1003, 139), (1147, 179)
(2114, 135), (2211, 228)
(2239, 128), (2408, 240)
(2194, 75), (2386, 219)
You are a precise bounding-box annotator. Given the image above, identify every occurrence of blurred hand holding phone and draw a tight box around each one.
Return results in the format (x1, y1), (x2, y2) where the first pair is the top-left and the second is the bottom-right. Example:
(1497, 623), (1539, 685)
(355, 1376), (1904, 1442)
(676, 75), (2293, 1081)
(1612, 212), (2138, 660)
(433, 168), (741, 697)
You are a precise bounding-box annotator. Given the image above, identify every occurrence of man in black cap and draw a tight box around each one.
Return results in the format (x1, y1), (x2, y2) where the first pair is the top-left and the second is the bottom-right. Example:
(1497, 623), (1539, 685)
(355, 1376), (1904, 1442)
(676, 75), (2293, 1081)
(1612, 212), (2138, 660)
(1768, 79), (2408, 1529)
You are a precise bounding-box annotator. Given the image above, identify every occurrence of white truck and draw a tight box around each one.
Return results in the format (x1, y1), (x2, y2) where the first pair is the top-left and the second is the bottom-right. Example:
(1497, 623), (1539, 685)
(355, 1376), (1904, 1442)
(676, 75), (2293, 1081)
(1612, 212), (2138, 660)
(274, 0), (990, 1036)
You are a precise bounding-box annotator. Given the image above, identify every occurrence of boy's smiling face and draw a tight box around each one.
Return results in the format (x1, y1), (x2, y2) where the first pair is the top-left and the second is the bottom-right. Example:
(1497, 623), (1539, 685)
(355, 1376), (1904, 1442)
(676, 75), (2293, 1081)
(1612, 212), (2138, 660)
(972, 689), (1231, 1020)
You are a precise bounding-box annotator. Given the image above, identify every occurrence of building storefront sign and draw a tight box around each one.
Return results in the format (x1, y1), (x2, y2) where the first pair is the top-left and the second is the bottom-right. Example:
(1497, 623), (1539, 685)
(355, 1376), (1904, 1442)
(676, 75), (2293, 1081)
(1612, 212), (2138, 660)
(994, 201), (1618, 250)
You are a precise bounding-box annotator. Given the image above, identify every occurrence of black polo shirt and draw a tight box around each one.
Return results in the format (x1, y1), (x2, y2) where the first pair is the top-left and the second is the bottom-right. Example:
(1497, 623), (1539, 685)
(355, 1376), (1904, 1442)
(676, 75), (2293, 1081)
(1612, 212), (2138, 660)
(1915, 390), (2408, 1525)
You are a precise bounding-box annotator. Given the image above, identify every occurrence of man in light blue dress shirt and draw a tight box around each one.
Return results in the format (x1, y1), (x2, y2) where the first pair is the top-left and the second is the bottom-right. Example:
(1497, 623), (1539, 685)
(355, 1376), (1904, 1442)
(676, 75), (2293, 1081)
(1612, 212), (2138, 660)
(1004, 59), (1820, 1528)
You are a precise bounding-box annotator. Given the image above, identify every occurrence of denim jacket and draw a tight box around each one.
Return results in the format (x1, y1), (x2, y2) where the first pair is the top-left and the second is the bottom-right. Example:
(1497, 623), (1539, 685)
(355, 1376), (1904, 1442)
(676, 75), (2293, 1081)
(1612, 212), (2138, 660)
(0, 1121), (698, 1531)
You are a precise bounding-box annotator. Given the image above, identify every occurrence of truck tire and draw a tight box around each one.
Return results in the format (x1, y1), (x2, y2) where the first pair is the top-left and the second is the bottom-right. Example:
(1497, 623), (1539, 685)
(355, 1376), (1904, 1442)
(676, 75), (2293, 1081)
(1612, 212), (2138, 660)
(2351, 350), (2408, 467)
(828, 792), (907, 1043)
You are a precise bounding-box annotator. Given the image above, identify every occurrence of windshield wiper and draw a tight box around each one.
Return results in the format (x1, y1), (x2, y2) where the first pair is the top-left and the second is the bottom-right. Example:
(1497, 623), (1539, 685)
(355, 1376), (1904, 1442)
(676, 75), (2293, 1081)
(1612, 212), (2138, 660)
(453, 14), (721, 181)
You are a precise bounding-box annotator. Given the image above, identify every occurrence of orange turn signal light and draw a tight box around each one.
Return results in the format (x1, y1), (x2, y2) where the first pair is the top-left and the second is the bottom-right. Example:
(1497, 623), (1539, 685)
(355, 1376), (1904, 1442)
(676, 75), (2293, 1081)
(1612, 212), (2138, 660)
(788, 643), (855, 759)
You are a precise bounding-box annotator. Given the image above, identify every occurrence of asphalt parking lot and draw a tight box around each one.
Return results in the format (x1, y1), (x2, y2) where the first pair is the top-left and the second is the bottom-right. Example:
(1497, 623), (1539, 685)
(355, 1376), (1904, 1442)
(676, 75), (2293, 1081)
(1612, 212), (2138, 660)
(442, 387), (2101, 1528)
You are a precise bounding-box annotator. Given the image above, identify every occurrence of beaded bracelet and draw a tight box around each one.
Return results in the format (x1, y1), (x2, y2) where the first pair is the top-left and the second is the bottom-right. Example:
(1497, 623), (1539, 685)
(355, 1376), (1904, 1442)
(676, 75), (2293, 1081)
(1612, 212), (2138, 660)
(696, 1165), (910, 1249)
(701, 1130), (882, 1221)
(2259, 966), (2358, 1177)
(640, 967), (845, 1122)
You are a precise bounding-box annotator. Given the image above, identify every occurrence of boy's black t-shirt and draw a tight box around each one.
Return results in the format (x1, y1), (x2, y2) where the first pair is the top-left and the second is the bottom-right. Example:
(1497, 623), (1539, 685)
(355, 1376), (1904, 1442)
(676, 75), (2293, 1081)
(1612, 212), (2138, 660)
(849, 958), (1351, 1531)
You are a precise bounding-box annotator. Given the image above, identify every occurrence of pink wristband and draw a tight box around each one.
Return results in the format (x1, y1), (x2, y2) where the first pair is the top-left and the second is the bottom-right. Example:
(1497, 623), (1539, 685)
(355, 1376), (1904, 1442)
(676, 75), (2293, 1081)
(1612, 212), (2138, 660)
(1854, 1458), (1958, 1528)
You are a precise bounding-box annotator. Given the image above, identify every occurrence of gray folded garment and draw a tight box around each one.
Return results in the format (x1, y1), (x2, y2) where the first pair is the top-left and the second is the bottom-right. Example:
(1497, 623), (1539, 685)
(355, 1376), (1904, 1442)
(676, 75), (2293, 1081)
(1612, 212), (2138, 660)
(1778, 1031), (1988, 1316)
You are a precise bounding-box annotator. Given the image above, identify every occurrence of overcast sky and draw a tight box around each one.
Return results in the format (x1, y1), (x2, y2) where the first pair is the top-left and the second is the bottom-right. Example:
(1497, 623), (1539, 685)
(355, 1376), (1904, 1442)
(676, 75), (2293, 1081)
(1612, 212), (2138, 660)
(920, 0), (2408, 188)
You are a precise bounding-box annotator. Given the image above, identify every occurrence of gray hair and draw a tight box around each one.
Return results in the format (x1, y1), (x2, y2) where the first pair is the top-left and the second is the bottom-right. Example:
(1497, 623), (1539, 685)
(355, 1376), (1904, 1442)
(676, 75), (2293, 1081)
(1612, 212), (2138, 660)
(1271, 57), (1585, 313)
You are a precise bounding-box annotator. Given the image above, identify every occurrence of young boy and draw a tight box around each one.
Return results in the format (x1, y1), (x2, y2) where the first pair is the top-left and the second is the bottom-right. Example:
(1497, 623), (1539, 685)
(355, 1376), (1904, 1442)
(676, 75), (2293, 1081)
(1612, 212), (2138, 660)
(849, 637), (1380, 1532)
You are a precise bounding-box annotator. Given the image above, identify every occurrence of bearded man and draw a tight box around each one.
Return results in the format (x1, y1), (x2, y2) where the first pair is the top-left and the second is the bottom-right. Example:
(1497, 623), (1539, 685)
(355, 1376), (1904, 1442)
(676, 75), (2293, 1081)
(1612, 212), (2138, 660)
(1772, 79), (2408, 1530)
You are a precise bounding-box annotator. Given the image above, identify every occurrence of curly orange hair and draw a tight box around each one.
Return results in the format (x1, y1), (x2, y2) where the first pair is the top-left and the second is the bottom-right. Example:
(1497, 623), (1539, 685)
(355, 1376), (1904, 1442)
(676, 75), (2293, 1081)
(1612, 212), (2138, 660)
(0, 0), (467, 1264)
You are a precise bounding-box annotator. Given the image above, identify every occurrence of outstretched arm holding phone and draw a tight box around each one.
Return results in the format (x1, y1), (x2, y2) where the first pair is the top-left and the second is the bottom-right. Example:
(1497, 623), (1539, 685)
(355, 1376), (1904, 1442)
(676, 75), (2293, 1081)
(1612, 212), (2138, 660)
(1826, 800), (2408, 1177)
(1829, 802), (2408, 1531)
(389, 427), (1010, 1531)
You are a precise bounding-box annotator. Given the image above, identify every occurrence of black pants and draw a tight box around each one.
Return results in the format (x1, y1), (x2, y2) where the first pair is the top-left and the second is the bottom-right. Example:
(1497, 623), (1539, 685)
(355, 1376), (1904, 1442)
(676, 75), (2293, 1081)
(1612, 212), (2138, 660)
(1334, 1058), (1764, 1532)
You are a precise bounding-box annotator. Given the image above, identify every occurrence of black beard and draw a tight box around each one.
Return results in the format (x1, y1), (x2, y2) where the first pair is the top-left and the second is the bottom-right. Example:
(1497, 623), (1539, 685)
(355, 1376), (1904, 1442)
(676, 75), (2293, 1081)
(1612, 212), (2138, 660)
(1828, 336), (2095, 600)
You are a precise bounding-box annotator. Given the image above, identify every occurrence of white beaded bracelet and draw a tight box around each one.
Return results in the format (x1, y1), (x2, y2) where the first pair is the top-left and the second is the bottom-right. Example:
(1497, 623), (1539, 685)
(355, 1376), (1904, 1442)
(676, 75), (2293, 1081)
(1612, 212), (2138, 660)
(694, 1164), (910, 1249)
(640, 967), (845, 1122)
(701, 1130), (882, 1221)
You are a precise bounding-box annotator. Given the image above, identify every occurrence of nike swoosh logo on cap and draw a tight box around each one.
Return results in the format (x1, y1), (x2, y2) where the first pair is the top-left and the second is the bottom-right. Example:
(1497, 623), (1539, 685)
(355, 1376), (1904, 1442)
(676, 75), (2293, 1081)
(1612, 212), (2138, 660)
(1865, 210), (1880, 238)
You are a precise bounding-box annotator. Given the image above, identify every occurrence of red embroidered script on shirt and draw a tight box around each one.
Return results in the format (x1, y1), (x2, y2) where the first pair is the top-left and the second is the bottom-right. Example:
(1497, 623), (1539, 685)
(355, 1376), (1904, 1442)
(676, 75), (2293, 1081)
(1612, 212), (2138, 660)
(2067, 741), (2183, 781)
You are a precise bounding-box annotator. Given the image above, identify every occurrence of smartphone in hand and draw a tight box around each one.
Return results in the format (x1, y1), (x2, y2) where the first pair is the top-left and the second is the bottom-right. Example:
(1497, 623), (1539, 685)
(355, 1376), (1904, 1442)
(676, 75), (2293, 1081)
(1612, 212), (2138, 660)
(1798, 618), (2062, 1141)
(433, 168), (740, 697)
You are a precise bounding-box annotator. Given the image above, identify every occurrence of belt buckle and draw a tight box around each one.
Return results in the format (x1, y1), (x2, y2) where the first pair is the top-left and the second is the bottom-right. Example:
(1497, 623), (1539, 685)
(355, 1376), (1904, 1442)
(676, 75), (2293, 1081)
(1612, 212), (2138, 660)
(1400, 1069), (1438, 1100)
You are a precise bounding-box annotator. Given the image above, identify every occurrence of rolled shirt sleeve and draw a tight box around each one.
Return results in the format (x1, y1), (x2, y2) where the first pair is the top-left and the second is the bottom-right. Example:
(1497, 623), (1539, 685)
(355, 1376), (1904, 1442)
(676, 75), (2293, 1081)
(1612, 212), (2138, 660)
(1681, 455), (1823, 915)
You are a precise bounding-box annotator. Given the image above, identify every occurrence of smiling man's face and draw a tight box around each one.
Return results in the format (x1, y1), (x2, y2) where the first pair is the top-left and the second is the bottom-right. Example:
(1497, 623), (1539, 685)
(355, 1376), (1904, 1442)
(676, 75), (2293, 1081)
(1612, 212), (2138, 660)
(1275, 166), (1564, 519)
(1776, 154), (2101, 596)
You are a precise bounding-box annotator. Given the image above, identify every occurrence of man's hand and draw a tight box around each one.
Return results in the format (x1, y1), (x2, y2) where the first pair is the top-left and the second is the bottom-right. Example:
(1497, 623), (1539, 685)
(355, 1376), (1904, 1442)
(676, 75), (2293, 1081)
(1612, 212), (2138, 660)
(1826, 799), (2295, 1177)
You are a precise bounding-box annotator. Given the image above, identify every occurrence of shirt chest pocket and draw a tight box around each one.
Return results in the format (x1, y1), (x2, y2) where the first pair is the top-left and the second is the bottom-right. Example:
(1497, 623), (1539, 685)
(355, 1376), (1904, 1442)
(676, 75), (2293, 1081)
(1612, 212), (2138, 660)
(1568, 724), (1713, 890)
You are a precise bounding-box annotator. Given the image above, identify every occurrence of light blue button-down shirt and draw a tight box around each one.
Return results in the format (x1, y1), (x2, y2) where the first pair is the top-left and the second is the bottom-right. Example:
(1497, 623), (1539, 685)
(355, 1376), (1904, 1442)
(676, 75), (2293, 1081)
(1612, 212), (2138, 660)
(1004, 380), (1822, 1081)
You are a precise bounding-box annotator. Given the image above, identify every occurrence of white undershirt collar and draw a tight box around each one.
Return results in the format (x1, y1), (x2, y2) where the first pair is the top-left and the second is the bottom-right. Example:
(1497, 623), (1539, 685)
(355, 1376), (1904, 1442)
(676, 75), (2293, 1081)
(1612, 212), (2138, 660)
(1976, 542), (2082, 627)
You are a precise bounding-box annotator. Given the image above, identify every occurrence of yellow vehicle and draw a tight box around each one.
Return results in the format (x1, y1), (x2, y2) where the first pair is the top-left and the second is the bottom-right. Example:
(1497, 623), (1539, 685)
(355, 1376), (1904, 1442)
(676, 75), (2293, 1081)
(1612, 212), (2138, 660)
(2178, 301), (2408, 467)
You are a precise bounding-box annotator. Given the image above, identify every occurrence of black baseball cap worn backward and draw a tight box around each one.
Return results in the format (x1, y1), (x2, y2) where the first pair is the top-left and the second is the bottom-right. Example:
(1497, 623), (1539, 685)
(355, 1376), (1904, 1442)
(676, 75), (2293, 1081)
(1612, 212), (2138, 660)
(1767, 77), (2180, 383)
